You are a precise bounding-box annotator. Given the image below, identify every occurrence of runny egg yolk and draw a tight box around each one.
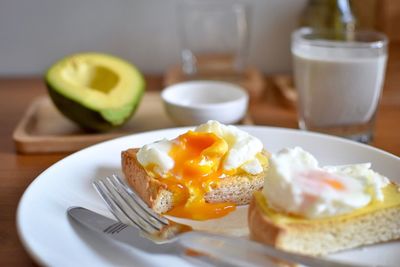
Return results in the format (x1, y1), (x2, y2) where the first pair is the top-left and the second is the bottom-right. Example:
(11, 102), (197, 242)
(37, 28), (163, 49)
(161, 131), (236, 220)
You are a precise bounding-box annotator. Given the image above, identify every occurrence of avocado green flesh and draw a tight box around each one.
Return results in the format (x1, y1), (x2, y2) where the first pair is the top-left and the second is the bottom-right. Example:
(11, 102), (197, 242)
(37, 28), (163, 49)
(46, 53), (145, 132)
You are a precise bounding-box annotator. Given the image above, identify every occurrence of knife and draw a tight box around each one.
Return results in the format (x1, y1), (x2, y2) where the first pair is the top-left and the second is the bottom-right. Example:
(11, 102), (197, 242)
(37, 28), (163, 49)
(67, 207), (382, 267)
(67, 206), (255, 267)
(67, 206), (181, 254)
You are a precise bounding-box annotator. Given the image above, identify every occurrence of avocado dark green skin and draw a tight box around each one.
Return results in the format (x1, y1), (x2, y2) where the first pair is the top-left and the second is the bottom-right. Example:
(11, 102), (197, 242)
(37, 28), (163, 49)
(46, 82), (143, 132)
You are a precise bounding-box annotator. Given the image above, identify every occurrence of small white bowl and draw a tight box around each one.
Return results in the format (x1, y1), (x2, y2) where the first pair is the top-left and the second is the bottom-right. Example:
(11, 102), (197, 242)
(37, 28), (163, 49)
(161, 81), (249, 126)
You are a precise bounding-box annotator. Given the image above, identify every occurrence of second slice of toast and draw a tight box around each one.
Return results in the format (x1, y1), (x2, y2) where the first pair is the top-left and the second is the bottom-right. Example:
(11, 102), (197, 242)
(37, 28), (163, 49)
(248, 185), (400, 255)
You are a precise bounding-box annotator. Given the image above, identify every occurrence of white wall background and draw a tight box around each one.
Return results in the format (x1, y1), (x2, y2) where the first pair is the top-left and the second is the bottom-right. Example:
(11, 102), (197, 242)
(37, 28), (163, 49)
(0, 0), (306, 76)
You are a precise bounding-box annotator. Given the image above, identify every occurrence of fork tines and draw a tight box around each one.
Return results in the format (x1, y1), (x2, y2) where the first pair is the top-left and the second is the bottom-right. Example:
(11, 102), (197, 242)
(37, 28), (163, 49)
(93, 174), (169, 236)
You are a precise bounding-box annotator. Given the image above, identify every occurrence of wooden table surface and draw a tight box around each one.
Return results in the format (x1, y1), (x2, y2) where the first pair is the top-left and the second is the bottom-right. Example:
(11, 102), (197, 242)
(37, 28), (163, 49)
(1, 46), (400, 266)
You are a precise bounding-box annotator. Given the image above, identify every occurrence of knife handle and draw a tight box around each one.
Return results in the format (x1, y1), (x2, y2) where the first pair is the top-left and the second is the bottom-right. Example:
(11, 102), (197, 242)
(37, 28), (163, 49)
(177, 231), (369, 267)
(177, 232), (282, 267)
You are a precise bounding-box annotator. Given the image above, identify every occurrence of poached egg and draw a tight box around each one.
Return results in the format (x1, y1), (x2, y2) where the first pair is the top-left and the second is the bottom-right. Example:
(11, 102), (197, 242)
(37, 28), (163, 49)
(263, 147), (389, 219)
(136, 120), (267, 220)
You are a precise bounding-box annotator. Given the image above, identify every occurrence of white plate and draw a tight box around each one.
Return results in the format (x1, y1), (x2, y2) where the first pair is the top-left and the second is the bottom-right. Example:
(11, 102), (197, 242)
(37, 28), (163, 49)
(17, 126), (400, 267)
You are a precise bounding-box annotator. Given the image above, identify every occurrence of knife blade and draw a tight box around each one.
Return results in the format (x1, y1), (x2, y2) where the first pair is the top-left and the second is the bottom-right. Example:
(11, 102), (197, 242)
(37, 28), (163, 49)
(67, 206), (178, 254)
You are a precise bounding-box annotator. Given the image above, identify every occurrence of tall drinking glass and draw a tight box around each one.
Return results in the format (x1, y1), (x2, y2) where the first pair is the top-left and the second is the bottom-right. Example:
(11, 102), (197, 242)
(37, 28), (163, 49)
(292, 27), (388, 143)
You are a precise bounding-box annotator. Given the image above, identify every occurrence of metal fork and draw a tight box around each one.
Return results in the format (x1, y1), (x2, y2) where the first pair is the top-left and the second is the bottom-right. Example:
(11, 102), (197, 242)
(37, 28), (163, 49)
(92, 174), (377, 267)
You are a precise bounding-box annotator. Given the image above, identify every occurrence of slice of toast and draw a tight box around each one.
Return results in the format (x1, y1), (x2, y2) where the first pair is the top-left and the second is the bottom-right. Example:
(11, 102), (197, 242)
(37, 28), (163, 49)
(121, 148), (269, 214)
(248, 185), (400, 256)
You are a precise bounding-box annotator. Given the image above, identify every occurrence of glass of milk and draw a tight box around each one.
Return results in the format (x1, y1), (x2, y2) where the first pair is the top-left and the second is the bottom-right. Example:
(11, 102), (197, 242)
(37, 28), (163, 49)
(292, 27), (388, 143)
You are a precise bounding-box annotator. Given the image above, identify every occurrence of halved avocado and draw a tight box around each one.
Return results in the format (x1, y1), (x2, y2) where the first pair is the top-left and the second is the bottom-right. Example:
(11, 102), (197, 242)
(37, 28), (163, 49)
(46, 52), (145, 132)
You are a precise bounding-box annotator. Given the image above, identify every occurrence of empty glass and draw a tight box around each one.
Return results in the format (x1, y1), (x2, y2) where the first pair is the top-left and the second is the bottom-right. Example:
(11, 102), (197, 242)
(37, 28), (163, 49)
(177, 0), (249, 77)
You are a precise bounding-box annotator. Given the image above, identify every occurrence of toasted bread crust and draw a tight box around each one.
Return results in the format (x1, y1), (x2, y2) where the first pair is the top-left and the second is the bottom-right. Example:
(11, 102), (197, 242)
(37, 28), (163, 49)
(121, 148), (268, 213)
(121, 148), (173, 213)
(248, 195), (283, 247)
(248, 191), (400, 255)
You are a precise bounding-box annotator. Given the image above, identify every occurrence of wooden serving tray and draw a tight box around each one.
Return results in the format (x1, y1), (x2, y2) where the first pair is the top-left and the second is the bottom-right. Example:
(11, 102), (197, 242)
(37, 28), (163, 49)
(13, 92), (253, 154)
